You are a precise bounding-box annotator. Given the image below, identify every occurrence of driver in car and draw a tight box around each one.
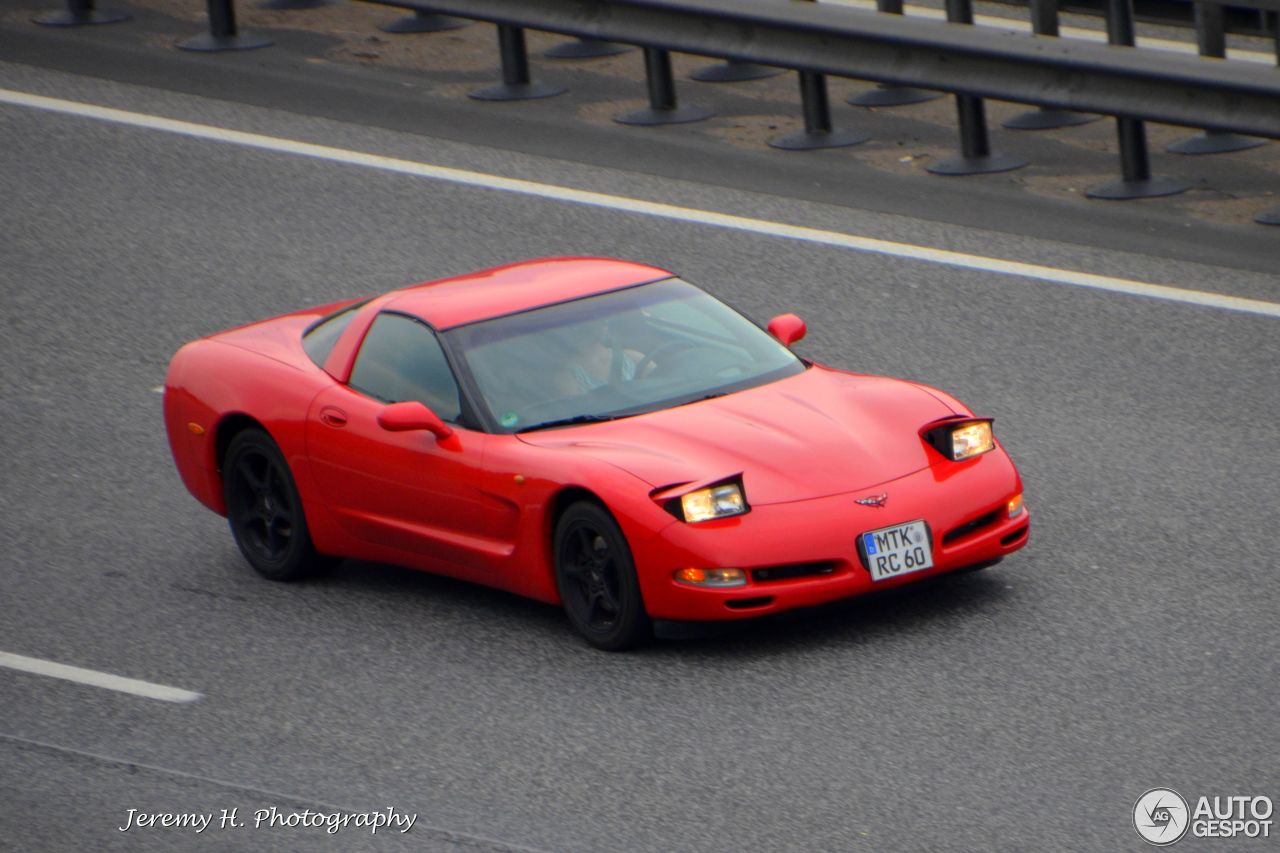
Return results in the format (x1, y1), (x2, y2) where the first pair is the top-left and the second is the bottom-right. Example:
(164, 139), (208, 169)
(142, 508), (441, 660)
(554, 321), (641, 395)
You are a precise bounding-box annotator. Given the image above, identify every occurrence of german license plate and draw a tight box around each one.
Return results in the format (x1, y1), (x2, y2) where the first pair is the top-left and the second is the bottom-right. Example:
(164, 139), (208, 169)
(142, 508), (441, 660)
(860, 519), (934, 582)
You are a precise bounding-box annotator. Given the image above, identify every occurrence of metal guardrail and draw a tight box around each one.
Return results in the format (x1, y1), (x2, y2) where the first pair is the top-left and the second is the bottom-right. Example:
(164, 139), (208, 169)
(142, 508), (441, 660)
(30, 0), (1280, 221)
(369, 0), (1280, 137)
(998, 0), (1280, 34)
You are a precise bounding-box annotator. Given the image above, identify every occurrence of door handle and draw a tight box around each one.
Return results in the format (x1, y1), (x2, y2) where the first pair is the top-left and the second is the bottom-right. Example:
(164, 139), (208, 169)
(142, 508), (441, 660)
(319, 406), (348, 427)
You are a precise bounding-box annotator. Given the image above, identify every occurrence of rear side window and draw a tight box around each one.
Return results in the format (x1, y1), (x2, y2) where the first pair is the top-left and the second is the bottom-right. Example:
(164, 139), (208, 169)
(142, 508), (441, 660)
(302, 302), (365, 367)
(349, 313), (462, 421)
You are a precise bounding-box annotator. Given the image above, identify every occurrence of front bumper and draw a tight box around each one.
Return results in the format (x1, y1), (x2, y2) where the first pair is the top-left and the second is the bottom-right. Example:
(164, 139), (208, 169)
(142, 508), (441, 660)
(630, 454), (1029, 621)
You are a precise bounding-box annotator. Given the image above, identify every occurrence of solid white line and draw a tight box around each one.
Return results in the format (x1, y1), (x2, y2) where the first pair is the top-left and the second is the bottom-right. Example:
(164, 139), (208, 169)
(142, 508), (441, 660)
(0, 651), (203, 704)
(2, 88), (1278, 320)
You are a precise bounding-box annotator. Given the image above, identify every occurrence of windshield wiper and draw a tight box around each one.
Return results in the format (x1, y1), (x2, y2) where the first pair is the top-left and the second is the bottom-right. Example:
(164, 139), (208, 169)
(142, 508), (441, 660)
(519, 391), (732, 432)
(673, 391), (729, 408)
(518, 413), (628, 432)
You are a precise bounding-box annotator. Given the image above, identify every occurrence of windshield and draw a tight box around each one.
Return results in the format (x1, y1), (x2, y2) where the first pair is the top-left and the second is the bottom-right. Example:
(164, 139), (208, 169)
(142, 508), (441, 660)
(447, 278), (805, 433)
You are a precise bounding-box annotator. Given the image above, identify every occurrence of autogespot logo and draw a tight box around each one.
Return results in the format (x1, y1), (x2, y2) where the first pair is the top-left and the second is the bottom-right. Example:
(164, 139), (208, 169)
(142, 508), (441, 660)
(1134, 788), (1191, 846)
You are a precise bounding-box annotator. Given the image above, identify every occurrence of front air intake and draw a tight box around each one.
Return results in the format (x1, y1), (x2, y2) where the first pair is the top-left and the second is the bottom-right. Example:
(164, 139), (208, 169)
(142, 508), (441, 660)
(725, 597), (774, 610)
(750, 561), (839, 583)
(942, 509), (1001, 545)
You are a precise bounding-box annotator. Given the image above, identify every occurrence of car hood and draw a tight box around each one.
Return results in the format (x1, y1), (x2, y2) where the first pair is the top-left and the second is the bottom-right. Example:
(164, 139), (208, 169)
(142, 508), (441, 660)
(517, 365), (961, 505)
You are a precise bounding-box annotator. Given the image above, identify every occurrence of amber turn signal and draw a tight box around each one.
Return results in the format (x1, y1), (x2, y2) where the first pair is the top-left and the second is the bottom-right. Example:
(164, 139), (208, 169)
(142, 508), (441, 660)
(673, 567), (747, 588)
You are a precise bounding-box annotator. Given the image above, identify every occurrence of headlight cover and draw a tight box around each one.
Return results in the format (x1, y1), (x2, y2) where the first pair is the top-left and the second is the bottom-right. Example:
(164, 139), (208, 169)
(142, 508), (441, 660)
(668, 480), (749, 523)
(924, 418), (995, 461)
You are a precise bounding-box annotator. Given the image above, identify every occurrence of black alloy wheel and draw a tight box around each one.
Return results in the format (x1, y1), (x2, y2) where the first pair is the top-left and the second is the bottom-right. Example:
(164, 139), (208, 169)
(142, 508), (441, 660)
(223, 429), (332, 581)
(554, 501), (650, 651)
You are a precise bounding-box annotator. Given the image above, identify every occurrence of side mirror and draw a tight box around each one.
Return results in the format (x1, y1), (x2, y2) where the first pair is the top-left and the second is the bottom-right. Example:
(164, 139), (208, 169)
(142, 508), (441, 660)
(767, 313), (807, 347)
(377, 401), (454, 440)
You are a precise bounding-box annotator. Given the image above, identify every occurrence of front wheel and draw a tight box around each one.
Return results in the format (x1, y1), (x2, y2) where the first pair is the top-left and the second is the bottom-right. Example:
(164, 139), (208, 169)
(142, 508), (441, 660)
(223, 428), (334, 581)
(554, 501), (651, 651)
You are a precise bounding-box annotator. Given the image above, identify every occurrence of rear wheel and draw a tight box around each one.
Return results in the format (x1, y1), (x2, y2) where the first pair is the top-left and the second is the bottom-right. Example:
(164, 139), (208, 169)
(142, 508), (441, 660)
(223, 428), (334, 581)
(554, 501), (651, 651)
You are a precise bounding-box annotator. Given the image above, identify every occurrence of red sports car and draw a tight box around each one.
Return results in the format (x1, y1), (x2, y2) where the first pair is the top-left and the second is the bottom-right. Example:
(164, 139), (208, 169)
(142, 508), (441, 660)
(165, 257), (1028, 649)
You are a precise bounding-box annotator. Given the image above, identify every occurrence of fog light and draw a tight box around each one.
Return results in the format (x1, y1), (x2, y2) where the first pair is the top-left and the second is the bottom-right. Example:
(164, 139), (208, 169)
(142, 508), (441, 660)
(1007, 493), (1024, 518)
(674, 567), (747, 588)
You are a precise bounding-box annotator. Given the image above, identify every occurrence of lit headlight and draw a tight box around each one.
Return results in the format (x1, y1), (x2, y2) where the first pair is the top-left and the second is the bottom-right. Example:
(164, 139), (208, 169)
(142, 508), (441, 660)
(679, 483), (747, 523)
(924, 418), (996, 461)
(950, 421), (994, 460)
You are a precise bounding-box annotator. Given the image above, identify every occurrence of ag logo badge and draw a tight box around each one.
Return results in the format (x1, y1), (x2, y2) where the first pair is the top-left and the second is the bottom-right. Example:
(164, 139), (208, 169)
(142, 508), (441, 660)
(1134, 788), (1190, 846)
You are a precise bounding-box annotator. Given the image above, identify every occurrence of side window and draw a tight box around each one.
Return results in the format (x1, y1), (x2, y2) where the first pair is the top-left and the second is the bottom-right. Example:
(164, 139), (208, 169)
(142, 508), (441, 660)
(302, 301), (366, 367)
(349, 313), (462, 421)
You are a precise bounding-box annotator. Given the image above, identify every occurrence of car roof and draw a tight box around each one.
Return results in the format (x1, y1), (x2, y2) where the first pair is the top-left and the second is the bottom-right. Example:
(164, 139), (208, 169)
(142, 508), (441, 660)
(383, 257), (673, 330)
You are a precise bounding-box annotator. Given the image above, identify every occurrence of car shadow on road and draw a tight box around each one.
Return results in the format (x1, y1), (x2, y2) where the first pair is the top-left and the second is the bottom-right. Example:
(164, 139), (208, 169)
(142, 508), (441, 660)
(649, 571), (1017, 660)
(315, 557), (571, 630)
(307, 557), (1016, 659)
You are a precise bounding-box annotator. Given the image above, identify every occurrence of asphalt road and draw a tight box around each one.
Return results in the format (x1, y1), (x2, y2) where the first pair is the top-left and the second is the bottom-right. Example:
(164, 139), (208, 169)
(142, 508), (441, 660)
(2, 24), (1279, 853)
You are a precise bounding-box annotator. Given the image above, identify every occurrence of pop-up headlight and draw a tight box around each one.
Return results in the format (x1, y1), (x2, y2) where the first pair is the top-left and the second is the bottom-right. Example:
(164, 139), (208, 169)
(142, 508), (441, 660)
(949, 421), (994, 460)
(924, 418), (995, 461)
(658, 478), (749, 523)
(680, 482), (747, 522)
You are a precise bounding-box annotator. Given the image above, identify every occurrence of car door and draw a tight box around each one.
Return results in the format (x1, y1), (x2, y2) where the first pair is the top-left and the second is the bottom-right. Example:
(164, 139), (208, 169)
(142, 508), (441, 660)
(306, 311), (499, 569)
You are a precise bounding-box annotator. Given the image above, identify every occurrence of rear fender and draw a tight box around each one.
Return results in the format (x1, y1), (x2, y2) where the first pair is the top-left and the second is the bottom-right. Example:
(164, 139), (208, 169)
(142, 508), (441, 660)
(163, 341), (343, 554)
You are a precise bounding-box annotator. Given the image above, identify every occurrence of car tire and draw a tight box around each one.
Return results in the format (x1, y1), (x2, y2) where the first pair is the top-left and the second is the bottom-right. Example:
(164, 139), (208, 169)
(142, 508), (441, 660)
(223, 428), (335, 581)
(554, 501), (651, 651)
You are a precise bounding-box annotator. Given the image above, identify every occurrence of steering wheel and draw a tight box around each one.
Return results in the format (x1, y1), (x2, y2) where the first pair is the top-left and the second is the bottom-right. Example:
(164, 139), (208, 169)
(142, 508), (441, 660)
(631, 340), (709, 380)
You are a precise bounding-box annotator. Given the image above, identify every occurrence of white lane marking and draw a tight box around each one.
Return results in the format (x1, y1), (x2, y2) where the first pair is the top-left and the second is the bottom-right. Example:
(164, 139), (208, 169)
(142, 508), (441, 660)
(0, 651), (203, 704)
(2, 88), (1278, 320)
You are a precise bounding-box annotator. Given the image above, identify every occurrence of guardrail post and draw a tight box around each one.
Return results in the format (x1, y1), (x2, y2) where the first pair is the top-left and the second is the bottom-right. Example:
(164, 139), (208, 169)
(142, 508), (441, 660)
(33, 0), (128, 26)
(691, 58), (784, 83)
(1086, 0), (1189, 198)
(469, 25), (566, 101)
(1253, 12), (1280, 224)
(1166, 2), (1266, 154)
(616, 48), (713, 125)
(928, 0), (1026, 174)
(178, 0), (271, 51)
(1004, 0), (1101, 129)
(847, 0), (942, 107)
(545, 37), (631, 59)
(769, 71), (869, 150)
(380, 10), (468, 34)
